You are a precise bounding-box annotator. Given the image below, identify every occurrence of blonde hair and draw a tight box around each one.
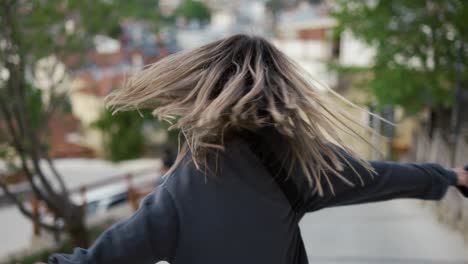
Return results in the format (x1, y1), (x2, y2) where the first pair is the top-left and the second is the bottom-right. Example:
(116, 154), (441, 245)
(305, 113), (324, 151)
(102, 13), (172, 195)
(105, 34), (376, 196)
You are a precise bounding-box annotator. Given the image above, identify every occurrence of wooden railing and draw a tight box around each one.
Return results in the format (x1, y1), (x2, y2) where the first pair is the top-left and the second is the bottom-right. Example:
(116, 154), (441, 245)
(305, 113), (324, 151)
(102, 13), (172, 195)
(31, 167), (160, 237)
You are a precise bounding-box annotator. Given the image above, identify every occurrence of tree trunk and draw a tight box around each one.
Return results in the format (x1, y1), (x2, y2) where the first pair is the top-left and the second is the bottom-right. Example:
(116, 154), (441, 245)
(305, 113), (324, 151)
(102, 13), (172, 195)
(65, 206), (89, 248)
(428, 108), (452, 138)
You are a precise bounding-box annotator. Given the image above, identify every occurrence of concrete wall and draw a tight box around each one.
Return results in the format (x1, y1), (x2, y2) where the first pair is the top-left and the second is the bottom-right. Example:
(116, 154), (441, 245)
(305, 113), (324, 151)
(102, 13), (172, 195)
(272, 38), (337, 89)
(411, 129), (468, 241)
(339, 30), (375, 67)
(69, 91), (105, 155)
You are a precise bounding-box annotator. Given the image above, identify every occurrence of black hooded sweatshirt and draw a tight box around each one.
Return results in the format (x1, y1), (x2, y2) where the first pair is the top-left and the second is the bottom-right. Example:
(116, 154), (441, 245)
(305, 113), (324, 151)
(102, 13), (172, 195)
(49, 129), (460, 264)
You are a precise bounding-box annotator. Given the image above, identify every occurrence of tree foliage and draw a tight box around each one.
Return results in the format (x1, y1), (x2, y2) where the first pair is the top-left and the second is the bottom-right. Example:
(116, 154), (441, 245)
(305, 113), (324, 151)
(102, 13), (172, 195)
(92, 111), (148, 162)
(174, 0), (211, 23)
(332, 0), (468, 114)
(92, 109), (181, 162)
(0, 0), (162, 247)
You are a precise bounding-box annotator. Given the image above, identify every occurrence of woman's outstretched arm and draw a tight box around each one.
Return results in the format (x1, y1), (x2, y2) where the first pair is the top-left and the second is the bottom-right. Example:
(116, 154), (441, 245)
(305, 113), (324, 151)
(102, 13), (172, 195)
(48, 186), (178, 264)
(305, 147), (467, 212)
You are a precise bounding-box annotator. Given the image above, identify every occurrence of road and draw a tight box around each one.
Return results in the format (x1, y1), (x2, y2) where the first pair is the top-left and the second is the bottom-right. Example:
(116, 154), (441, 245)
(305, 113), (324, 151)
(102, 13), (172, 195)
(301, 199), (468, 263)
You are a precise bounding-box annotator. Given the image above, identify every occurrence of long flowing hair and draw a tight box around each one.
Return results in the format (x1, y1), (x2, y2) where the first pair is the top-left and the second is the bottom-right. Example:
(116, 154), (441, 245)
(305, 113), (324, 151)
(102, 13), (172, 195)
(105, 34), (377, 196)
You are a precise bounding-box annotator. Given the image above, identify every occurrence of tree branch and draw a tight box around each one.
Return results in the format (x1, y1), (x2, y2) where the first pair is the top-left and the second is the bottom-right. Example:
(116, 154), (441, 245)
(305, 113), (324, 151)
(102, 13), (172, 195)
(0, 176), (62, 233)
(0, 100), (62, 213)
(44, 153), (69, 197)
(1, 1), (71, 214)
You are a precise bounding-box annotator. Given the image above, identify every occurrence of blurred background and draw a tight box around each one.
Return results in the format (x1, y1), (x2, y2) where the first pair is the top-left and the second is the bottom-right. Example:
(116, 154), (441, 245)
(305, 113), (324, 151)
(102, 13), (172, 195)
(1, 0), (468, 263)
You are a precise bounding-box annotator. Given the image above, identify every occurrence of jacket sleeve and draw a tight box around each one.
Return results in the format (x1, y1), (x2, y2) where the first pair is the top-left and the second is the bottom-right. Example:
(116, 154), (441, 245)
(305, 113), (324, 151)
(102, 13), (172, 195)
(48, 186), (178, 264)
(305, 147), (459, 212)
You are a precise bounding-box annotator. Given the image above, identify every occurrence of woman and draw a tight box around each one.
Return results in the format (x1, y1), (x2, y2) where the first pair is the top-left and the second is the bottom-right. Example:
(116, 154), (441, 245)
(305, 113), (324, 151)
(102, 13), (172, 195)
(49, 34), (468, 264)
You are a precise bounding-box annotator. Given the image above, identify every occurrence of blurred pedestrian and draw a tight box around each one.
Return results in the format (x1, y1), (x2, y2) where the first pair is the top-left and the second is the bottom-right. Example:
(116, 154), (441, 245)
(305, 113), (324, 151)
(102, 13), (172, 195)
(161, 147), (175, 174)
(48, 34), (468, 264)
(154, 147), (175, 187)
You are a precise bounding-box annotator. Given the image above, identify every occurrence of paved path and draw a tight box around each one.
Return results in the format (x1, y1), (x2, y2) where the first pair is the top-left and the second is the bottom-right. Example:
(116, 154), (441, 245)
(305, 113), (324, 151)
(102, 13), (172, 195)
(300, 199), (468, 263)
(2, 199), (468, 263)
(0, 206), (33, 259)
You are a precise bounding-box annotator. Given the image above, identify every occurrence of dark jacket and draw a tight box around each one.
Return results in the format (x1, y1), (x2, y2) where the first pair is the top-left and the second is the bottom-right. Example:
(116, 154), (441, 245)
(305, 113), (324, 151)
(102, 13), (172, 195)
(49, 132), (459, 264)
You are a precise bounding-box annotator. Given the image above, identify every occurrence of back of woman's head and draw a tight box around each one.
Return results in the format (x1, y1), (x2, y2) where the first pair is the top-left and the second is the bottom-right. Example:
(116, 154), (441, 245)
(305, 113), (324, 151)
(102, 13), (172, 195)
(106, 34), (373, 196)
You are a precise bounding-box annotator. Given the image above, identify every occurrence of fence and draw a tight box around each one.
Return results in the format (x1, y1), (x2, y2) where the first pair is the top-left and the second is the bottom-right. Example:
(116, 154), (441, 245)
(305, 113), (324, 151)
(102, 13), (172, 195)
(411, 129), (468, 241)
(30, 167), (158, 238)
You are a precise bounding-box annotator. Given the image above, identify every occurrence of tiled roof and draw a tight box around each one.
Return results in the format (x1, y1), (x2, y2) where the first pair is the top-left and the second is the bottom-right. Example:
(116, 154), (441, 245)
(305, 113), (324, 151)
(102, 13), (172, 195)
(74, 46), (170, 97)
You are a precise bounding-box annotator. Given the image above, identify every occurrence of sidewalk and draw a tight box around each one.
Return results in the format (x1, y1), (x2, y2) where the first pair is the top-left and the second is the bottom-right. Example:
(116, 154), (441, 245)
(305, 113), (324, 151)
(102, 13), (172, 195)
(301, 199), (468, 263)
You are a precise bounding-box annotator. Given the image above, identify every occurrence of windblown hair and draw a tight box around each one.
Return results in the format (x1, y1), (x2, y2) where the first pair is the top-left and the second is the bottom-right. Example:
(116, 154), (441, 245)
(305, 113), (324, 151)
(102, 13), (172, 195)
(105, 34), (376, 196)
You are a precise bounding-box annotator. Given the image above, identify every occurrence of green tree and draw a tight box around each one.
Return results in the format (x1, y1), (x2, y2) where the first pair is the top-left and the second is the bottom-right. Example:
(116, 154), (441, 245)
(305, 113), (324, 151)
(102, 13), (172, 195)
(92, 111), (148, 162)
(0, 0), (160, 247)
(92, 109), (181, 162)
(332, 0), (468, 119)
(174, 0), (211, 23)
